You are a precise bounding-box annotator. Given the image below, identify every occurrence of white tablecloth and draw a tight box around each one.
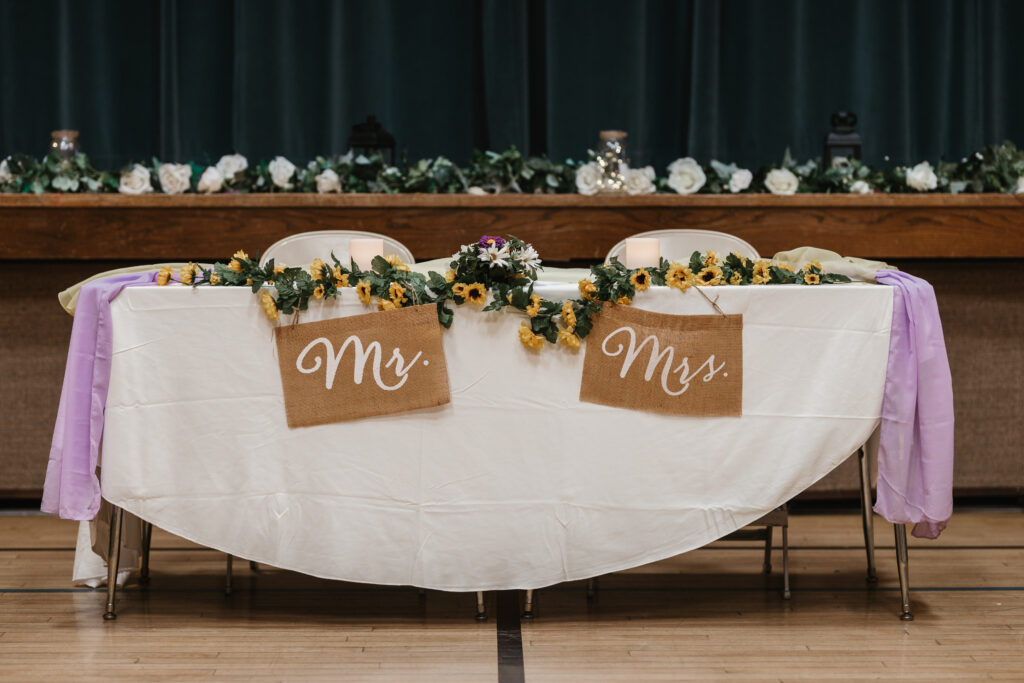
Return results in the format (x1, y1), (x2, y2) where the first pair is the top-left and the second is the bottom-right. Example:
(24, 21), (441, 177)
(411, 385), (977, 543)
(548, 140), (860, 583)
(95, 280), (893, 591)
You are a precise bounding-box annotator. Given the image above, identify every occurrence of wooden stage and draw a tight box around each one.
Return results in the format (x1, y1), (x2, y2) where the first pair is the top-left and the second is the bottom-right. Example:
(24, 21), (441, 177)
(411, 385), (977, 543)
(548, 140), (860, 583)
(1, 509), (1022, 681)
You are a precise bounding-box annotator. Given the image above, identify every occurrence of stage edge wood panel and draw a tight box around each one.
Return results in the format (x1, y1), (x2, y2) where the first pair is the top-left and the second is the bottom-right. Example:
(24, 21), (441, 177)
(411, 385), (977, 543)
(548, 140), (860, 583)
(2, 193), (1023, 261)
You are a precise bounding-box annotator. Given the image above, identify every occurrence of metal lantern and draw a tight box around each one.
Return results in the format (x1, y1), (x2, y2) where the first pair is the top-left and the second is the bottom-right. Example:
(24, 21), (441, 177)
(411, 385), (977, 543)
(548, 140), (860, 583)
(347, 115), (396, 165)
(824, 112), (861, 166)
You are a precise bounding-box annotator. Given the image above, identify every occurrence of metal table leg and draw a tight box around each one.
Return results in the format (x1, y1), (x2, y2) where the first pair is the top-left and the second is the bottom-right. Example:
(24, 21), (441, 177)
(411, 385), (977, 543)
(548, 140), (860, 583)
(523, 589), (534, 619)
(139, 521), (153, 585)
(102, 506), (124, 621)
(894, 524), (913, 621)
(586, 577), (598, 600)
(475, 591), (487, 621)
(858, 446), (878, 584)
(225, 554), (233, 596)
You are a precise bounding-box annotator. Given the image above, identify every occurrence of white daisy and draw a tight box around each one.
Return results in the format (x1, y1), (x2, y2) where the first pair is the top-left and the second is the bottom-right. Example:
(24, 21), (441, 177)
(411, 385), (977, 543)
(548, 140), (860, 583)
(514, 245), (542, 273)
(479, 244), (511, 268)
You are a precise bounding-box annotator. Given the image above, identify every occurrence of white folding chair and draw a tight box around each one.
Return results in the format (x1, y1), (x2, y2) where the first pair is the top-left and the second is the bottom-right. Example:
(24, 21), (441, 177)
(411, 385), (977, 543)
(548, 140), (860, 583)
(605, 228), (760, 264)
(259, 230), (415, 268)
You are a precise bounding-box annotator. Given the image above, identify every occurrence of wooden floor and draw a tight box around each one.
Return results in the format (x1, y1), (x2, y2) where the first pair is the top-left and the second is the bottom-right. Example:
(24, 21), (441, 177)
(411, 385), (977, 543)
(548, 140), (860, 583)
(0, 509), (1022, 682)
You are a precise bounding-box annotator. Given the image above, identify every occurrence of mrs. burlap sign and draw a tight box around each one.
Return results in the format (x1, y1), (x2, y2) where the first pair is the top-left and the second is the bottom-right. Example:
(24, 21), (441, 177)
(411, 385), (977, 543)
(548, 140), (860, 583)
(579, 305), (743, 416)
(274, 304), (450, 427)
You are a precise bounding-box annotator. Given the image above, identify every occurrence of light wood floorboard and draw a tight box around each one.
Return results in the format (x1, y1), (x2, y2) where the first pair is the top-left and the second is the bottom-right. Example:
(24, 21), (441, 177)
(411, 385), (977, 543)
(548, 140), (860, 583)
(0, 510), (1021, 681)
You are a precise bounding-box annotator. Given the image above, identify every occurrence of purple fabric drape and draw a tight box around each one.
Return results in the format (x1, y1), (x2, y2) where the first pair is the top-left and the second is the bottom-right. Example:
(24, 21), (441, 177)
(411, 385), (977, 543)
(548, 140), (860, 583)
(41, 271), (159, 520)
(873, 270), (955, 539)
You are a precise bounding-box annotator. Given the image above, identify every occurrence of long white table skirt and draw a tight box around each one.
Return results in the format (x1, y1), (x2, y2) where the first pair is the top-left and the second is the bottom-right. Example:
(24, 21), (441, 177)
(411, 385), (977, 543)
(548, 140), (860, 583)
(97, 282), (893, 591)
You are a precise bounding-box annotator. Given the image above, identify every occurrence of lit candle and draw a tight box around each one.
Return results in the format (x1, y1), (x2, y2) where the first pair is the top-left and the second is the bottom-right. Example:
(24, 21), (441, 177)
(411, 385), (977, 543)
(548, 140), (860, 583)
(623, 238), (660, 269)
(349, 238), (385, 270)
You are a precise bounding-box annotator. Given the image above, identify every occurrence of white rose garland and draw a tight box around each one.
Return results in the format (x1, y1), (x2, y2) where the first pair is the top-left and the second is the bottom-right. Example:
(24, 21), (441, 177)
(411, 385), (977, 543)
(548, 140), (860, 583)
(158, 163), (192, 195)
(906, 161), (938, 192)
(764, 168), (799, 195)
(315, 168), (342, 193)
(197, 166), (224, 194)
(666, 157), (706, 194)
(118, 163), (153, 195)
(268, 156), (297, 189)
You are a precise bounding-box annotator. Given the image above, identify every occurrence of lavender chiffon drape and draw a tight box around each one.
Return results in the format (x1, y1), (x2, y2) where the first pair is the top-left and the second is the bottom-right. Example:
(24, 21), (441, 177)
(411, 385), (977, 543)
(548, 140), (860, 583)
(873, 270), (955, 538)
(41, 271), (159, 520)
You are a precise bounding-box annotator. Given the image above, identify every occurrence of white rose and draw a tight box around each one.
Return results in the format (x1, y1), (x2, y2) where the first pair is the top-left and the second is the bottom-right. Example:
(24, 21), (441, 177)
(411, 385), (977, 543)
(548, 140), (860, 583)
(764, 168), (799, 195)
(197, 166), (224, 194)
(830, 156), (850, 169)
(216, 154), (248, 181)
(1016, 177), (1024, 194)
(158, 163), (191, 195)
(906, 161), (937, 192)
(666, 157), (706, 194)
(118, 164), (153, 195)
(466, 186), (488, 195)
(268, 156), (296, 189)
(575, 162), (602, 196)
(0, 158), (12, 184)
(623, 165), (656, 195)
(849, 180), (873, 195)
(728, 169), (752, 193)
(315, 168), (342, 193)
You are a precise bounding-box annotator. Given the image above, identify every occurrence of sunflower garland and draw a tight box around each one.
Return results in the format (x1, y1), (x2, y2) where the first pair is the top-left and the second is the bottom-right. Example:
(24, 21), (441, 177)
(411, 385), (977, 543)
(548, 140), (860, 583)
(158, 235), (851, 349)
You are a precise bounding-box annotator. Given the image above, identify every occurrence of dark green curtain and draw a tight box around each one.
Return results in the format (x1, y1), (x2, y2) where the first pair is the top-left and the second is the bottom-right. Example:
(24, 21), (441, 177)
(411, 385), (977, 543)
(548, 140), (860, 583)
(0, 0), (1020, 172)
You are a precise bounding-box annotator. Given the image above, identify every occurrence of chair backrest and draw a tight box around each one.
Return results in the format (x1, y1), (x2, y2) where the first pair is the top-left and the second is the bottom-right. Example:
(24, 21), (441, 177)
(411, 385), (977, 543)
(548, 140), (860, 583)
(260, 230), (416, 268)
(605, 229), (760, 264)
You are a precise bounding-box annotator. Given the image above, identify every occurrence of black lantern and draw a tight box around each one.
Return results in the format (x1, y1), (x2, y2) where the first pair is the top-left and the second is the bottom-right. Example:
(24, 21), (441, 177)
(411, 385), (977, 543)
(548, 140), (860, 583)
(824, 112), (862, 166)
(347, 115), (396, 165)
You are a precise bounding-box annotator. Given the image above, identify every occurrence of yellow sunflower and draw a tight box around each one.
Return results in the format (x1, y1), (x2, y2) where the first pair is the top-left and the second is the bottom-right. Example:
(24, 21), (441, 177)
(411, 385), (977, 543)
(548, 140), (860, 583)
(209, 272), (221, 285)
(313, 284), (325, 299)
(333, 267), (349, 288)
(227, 258), (243, 273)
(451, 282), (469, 300)
(260, 291), (279, 321)
(389, 282), (407, 305)
(445, 269), (457, 283)
(665, 263), (693, 291)
(561, 301), (577, 330)
(696, 265), (724, 286)
(525, 294), (542, 317)
(704, 250), (719, 266)
(179, 263), (197, 285)
(629, 268), (652, 291)
(728, 272), (743, 286)
(615, 295), (632, 305)
(558, 328), (581, 350)
(464, 283), (487, 306)
(378, 299), (397, 311)
(518, 322), (545, 350)
(804, 260), (822, 272)
(804, 272), (821, 285)
(156, 266), (173, 286)
(355, 279), (372, 304)
(310, 258), (326, 280)
(731, 252), (749, 268)
(385, 254), (410, 271)
(578, 279), (598, 300)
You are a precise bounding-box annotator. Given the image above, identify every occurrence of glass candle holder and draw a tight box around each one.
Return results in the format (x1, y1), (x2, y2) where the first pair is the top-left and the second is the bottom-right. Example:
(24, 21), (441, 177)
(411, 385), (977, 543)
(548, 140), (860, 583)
(596, 130), (628, 193)
(50, 130), (80, 159)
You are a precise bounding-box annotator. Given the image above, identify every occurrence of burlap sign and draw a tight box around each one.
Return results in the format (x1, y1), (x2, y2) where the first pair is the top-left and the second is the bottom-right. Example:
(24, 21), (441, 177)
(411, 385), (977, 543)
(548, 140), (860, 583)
(579, 305), (743, 416)
(274, 304), (450, 427)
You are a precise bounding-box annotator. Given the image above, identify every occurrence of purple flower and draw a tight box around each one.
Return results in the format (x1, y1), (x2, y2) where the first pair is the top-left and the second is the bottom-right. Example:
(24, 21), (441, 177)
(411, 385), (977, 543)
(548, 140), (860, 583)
(478, 235), (506, 248)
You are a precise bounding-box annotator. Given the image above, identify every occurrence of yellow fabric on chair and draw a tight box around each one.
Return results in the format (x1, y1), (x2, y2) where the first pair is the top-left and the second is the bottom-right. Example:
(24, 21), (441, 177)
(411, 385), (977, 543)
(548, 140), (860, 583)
(58, 263), (206, 316)
(771, 246), (897, 283)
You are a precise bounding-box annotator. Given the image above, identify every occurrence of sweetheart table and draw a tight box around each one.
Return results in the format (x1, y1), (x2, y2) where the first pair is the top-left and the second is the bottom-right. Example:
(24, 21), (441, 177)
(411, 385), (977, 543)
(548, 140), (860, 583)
(83, 277), (912, 618)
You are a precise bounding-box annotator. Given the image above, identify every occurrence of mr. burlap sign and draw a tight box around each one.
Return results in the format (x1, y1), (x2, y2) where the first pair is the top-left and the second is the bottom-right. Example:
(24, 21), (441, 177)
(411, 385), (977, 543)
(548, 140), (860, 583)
(580, 305), (742, 416)
(274, 304), (450, 427)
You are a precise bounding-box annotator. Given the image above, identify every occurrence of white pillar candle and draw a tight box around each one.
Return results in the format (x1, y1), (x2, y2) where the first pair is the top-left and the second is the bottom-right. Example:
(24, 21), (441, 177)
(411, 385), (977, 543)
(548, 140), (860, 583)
(349, 238), (385, 270)
(623, 237), (661, 269)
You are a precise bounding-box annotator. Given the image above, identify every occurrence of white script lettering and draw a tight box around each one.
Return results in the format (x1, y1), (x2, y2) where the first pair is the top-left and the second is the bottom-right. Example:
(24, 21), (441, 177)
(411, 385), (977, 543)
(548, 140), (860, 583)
(295, 336), (423, 392)
(601, 326), (726, 396)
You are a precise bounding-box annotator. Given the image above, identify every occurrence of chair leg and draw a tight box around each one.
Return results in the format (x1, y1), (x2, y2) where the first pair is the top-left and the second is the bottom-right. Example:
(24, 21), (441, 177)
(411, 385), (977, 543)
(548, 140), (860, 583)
(475, 591), (487, 621)
(103, 506), (124, 621)
(523, 589), (535, 619)
(249, 560), (259, 572)
(894, 524), (914, 621)
(858, 446), (878, 584)
(586, 577), (598, 600)
(225, 554), (233, 596)
(763, 525), (773, 574)
(781, 524), (791, 600)
(139, 521), (153, 585)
